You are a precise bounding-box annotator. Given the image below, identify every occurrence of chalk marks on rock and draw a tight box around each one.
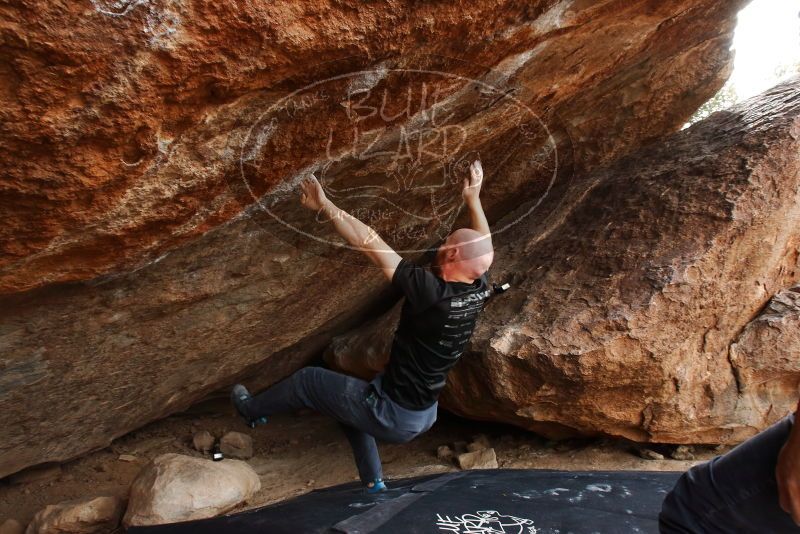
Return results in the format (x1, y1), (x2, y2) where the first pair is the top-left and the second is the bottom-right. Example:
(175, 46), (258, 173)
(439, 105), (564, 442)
(90, 0), (181, 49)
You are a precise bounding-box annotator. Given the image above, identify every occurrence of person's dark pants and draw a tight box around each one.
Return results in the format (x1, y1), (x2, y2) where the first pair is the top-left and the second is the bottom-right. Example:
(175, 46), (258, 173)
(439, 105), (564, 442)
(660, 413), (798, 533)
(241, 367), (437, 484)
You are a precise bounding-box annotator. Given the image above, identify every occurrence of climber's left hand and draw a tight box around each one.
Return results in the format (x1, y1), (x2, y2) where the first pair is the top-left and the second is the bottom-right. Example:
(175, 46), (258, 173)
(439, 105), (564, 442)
(300, 173), (329, 212)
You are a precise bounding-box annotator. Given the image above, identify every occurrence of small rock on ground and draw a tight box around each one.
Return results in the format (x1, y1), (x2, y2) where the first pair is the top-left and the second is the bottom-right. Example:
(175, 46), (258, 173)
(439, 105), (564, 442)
(637, 448), (665, 461)
(436, 445), (454, 461)
(192, 431), (215, 454)
(25, 495), (124, 534)
(670, 445), (695, 461)
(457, 448), (498, 470)
(219, 431), (253, 459)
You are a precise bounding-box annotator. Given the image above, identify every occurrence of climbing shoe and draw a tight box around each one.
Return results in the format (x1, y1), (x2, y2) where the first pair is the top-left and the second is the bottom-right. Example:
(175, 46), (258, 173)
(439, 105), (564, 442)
(365, 478), (387, 494)
(231, 384), (267, 428)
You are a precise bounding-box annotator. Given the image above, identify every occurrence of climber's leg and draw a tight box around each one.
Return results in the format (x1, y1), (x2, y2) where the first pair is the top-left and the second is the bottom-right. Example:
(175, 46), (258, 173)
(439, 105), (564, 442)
(339, 423), (384, 485)
(231, 384), (267, 427)
(242, 367), (374, 423)
(235, 366), (389, 490)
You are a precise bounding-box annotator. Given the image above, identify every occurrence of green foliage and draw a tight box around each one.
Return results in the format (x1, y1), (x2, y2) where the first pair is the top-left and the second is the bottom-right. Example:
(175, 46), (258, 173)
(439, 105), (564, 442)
(688, 60), (799, 127)
(688, 83), (738, 125)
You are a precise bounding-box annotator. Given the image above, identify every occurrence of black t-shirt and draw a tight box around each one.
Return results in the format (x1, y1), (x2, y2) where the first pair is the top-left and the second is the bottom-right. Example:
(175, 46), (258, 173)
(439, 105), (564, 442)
(383, 259), (492, 410)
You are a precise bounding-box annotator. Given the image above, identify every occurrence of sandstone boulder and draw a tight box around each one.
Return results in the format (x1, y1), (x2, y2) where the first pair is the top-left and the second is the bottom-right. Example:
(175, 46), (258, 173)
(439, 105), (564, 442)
(729, 284), (800, 425)
(457, 448), (499, 470)
(0, 0), (742, 294)
(328, 78), (800, 444)
(192, 431), (215, 454)
(123, 453), (260, 527)
(637, 449), (665, 461)
(670, 445), (695, 461)
(467, 435), (492, 452)
(437, 445), (454, 462)
(25, 496), (124, 534)
(219, 432), (253, 460)
(0, 0), (745, 477)
(323, 302), (400, 380)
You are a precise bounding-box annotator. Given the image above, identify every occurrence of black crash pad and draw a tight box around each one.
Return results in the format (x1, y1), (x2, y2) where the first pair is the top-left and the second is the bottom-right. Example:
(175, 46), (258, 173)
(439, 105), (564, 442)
(128, 469), (681, 533)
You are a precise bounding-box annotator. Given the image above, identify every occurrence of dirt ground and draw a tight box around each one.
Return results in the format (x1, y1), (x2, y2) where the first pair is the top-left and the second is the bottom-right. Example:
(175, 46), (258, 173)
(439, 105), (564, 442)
(0, 398), (728, 527)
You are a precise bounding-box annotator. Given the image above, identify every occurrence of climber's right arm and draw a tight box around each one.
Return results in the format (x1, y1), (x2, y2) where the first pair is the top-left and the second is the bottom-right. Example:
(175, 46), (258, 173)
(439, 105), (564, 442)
(463, 160), (492, 247)
(300, 174), (401, 281)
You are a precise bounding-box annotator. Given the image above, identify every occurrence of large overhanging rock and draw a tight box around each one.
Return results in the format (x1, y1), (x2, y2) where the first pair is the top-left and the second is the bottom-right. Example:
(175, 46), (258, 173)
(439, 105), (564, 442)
(0, 1), (744, 477)
(1, 0), (743, 294)
(327, 78), (800, 445)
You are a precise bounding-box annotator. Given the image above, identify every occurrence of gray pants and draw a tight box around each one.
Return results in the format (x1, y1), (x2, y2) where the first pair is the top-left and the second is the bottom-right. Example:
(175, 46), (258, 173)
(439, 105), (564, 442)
(244, 366), (437, 483)
(660, 413), (798, 533)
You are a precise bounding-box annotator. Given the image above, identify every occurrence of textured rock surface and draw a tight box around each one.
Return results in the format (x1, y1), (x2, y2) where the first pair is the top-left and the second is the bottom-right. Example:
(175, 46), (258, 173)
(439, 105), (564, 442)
(24, 496), (124, 534)
(437, 445), (454, 462)
(219, 431), (253, 459)
(457, 448), (499, 470)
(328, 78), (800, 444)
(729, 284), (800, 426)
(0, 0), (741, 294)
(192, 431), (215, 454)
(0, 1), (744, 476)
(122, 454), (260, 527)
(324, 302), (400, 379)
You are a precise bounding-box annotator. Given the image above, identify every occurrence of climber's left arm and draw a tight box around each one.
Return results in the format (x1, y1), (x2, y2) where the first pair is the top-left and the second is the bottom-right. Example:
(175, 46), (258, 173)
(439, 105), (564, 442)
(300, 174), (401, 281)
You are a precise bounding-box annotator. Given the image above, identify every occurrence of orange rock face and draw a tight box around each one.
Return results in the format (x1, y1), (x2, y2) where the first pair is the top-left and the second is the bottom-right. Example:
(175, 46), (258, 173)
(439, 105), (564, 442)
(0, 0), (744, 476)
(328, 78), (800, 444)
(1, 0), (741, 294)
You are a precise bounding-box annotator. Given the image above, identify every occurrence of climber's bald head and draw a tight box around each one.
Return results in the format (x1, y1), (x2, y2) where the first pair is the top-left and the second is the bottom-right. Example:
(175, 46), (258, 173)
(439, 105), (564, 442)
(434, 228), (494, 282)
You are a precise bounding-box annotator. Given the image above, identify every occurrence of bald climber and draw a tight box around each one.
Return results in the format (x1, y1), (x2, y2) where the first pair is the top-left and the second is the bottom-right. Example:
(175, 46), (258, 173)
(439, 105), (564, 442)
(231, 161), (494, 493)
